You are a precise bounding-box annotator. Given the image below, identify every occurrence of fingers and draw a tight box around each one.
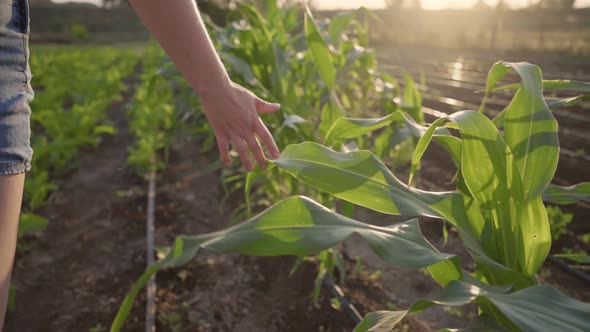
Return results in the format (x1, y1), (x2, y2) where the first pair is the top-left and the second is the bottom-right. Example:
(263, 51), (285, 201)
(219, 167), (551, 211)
(244, 135), (267, 169)
(216, 135), (231, 166)
(255, 98), (280, 114)
(255, 119), (280, 159)
(230, 136), (254, 171)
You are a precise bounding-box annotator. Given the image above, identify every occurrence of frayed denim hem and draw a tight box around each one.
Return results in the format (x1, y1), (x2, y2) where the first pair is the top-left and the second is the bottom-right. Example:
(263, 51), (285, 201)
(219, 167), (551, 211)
(0, 162), (30, 175)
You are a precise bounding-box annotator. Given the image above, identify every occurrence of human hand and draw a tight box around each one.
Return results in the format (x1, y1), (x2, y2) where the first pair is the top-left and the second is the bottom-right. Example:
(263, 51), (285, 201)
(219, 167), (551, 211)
(200, 82), (280, 171)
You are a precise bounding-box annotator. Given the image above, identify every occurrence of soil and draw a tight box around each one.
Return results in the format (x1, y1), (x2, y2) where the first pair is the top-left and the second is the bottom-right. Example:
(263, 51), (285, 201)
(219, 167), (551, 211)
(5, 88), (360, 332)
(5, 47), (590, 332)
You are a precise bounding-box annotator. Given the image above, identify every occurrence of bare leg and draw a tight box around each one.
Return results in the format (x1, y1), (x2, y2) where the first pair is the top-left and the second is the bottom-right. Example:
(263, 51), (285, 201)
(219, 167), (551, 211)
(0, 174), (25, 330)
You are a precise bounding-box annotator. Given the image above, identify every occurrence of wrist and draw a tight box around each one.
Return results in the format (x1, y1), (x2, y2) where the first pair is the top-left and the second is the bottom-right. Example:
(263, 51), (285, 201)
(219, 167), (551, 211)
(194, 75), (233, 103)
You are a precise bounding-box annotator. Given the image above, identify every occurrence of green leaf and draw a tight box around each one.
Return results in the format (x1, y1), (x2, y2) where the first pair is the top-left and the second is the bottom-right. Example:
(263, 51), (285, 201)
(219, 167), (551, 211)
(487, 284), (590, 331)
(353, 310), (408, 332)
(319, 92), (345, 137)
(93, 125), (117, 136)
(244, 164), (275, 217)
(492, 95), (582, 130)
(480, 62), (511, 113)
(491, 109), (506, 128)
(474, 62), (557, 275)
(427, 257), (463, 288)
(546, 95), (585, 109)
(18, 213), (49, 238)
(304, 6), (336, 90)
(274, 141), (490, 259)
(328, 11), (355, 42)
(163, 197), (450, 267)
(456, 110), (550, 275)
(111, 196), (452, 331)
(274, 142), (454, 218)
(493, 80), (590, 93)
(408, 117), (447, 187)
(111, 265), (160, 332)
(402, 74), (424, 123)
(500, 62), (559, 200)
(409, 108), (548, 276)
(325, 112), (404, 145)
(356, 280), (590, 332)
(543, 182), (590, 204)
(554, 253), (590, 264)
(324, 110), (451, 147)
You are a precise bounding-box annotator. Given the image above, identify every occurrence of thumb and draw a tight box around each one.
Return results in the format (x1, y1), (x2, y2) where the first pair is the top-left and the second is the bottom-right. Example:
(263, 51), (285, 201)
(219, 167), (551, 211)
(255, 98), (281, 114)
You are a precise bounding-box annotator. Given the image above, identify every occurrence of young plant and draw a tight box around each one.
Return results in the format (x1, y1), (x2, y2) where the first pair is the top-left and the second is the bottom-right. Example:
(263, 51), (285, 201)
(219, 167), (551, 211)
(111, 59), (590, 331)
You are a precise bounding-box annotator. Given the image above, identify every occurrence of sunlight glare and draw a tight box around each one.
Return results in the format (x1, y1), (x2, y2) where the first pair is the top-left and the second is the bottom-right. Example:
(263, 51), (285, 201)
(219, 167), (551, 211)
(450, 57), (464, 81)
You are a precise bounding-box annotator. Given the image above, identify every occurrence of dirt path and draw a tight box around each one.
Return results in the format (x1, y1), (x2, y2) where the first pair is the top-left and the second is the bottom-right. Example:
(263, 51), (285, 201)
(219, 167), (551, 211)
(6, 89), (146, 331)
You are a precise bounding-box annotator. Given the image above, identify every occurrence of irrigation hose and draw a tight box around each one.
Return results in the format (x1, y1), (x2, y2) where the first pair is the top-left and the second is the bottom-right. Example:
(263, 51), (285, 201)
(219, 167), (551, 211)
(146, 160), (157, 332)
(323, 276), (364, 325)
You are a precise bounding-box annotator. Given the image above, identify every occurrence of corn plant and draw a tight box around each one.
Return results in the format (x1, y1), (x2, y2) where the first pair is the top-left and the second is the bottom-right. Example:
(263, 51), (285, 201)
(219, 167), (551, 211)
(127, 42), (208, 175)
(208, 1), (424, 293)
(111, 61), (590, 331)
(206, 2), (423, 206)
(126, 44), (176, 174)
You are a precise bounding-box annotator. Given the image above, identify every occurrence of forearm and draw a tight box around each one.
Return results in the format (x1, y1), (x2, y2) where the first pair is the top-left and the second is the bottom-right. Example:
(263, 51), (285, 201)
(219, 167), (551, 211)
(129, 0), (280, 170)
(129, 0), (230, 99)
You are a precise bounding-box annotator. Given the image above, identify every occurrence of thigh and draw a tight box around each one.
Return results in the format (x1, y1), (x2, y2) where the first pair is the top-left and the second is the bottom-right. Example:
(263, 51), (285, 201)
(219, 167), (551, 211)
(0, 0), (33, 175)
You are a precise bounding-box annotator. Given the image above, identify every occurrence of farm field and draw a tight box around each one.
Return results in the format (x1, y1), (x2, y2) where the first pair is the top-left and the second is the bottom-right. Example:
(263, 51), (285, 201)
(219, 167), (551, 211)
(4, 3), (590, 332)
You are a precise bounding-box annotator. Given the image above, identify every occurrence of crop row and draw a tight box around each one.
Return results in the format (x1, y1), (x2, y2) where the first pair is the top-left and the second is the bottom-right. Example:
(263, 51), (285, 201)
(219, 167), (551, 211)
(9, 47), (137, 313)
(111, 2), (590, 332)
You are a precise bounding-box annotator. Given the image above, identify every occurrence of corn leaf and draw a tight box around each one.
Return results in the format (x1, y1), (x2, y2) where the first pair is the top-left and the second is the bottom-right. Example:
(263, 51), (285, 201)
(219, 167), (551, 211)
(319, 92), (345, 137)
(492, 95), (584, 129)
(402, 74), (424, 123)
(273, 141), (487, 262)
(327, 11), (355, 42)
(355, 280), (590, 332)
(543, 182), (590, 204)
(274, 142), (456, 218)
(492, 80), (590, 93)
(408, 117), (447, 187)
(546, 95), (585, 108)
(352, 311), (408, 332)
(499, 62), (559, 200)
(304, 6), (336, 90)
(554, 254), (590, 264)
(480, 63), (510, 113)
(244, 164), (276, 217)
(324, 110), (444, 145)
(111, 196), (452, 331)
(325, 112), (405, 145)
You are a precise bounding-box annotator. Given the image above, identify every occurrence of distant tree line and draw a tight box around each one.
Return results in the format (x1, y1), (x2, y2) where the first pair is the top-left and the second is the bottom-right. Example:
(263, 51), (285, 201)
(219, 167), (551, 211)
(536, 0), (576, 9)
(384, 0), (577, 10)
(385, 0), (422, 9)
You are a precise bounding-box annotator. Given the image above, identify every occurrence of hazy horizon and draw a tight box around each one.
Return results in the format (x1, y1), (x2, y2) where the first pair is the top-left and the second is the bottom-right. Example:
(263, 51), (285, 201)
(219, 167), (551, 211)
(52, 0), (590, 10)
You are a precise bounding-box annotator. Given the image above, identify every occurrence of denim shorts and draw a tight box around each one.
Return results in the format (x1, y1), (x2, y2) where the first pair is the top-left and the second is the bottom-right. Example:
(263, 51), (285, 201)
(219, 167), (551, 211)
(0, 0), (33, 175)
